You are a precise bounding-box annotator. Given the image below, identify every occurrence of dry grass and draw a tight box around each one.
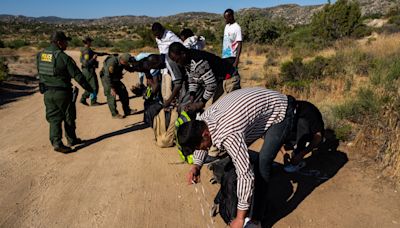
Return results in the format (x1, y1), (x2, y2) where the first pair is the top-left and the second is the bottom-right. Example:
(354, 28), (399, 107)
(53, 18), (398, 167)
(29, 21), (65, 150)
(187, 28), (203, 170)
(358, 33), (400, 58)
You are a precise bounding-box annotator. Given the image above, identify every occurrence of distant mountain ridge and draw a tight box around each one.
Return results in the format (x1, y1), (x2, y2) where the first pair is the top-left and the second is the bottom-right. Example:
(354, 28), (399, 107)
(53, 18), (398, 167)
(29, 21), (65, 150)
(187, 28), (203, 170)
(1, 0), (399, 26)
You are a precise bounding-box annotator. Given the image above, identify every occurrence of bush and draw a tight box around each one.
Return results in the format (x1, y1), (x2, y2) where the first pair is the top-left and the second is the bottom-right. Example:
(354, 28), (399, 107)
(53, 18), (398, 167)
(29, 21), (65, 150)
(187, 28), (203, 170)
(239, 14), (288, 44)
(280, 57), (305, 82)
(333, 87), (382, 123)
(111, 40), (141, 52)
(334, 124), (352, 141)
(311, 0), (363, 41)
(37, 41), (50, 49)
(92, 36), (112, 48)
(6, 39), (29, 49)
(0, 57), (9, 82)
(306, 56), (329, 80)
(68, 37), (82, 48)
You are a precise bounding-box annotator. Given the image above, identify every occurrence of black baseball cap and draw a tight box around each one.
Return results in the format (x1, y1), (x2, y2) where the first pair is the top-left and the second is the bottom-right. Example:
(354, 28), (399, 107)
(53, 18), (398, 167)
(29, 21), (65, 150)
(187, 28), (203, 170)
(51, 31), (72, 42)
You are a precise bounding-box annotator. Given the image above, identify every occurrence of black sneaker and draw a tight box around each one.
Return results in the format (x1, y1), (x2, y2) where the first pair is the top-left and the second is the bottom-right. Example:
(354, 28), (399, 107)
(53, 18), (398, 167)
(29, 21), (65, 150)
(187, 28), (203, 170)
(54, 144), (72, 153)
(67, 138), (85, 147)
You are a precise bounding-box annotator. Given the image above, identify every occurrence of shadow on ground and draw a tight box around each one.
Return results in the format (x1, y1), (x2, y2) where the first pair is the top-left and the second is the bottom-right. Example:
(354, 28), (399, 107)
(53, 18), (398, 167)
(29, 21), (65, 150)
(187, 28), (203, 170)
(261, 129), (348, 227)
(72, 122), (149, 151)
(0, 74), (38, 106)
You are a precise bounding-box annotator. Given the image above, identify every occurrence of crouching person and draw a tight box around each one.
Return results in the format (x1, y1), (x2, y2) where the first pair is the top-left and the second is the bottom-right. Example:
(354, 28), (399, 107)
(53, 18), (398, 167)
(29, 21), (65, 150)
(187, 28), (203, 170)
(100, 53), (137, 119)
(176, 87), (296, 227)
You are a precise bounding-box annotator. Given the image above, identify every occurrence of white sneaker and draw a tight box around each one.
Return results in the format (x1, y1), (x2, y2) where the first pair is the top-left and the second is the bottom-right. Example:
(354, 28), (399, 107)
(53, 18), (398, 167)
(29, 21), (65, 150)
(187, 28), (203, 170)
(243, 218), (261, 228)
(284, 161), (306, 173)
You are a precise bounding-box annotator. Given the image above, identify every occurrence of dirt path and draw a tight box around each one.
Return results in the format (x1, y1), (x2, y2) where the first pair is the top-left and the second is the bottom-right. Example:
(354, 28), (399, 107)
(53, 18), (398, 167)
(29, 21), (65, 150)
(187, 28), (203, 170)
(0, 51), (399, 228)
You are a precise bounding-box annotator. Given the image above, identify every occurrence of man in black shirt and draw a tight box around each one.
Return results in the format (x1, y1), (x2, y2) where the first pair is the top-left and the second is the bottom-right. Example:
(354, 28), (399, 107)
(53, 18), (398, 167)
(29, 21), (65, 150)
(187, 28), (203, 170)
(284, 100), (325, 170)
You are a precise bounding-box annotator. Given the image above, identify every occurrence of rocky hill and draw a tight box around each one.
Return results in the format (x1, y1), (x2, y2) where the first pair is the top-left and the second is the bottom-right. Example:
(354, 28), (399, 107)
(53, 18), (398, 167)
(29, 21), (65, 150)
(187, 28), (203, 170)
(0, 0), (399, 26)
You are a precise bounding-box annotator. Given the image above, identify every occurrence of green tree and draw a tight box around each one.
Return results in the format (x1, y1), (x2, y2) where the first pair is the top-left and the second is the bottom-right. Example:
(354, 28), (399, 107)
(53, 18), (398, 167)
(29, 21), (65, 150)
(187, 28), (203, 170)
(311, 0), (363, 41)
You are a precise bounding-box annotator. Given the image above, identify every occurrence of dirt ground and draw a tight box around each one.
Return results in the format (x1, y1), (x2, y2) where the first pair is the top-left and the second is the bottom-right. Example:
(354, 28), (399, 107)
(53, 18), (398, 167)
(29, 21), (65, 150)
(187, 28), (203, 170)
(0, 50), (399, 228)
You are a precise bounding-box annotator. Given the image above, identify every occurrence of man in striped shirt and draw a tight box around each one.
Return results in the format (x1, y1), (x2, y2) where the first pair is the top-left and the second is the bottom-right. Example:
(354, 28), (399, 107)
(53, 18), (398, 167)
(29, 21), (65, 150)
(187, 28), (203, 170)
(168, 42), (240, 112)
(177, 87), (296, 227)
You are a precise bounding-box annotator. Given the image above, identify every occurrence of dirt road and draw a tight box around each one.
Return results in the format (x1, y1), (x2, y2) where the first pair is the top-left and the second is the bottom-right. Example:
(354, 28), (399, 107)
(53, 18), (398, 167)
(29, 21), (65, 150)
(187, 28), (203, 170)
(0, 51), (399, 228)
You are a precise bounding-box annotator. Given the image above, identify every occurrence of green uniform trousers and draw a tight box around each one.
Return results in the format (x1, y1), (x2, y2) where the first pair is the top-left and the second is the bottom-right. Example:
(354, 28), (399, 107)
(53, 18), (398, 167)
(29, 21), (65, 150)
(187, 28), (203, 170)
(44, 90), (77, 147)
(101, 77), (130, 116)
(80, 68), (99, 104)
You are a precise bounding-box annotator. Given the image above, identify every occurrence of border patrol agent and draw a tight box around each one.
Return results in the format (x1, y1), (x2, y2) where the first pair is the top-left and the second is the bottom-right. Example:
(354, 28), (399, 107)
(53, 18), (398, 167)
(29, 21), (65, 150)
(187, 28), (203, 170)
(79, 37), (108, 106)
(100, 53), (137, 119)
(37, 31), (94, 153)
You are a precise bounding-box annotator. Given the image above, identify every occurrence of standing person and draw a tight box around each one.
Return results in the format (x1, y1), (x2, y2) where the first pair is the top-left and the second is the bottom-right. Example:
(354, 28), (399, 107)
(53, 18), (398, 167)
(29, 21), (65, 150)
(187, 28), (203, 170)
(151, 22), (184, 108)
(37, 31), (94, 153)
(222, 9), (242, 92)
(100, 53), (137, 119)
(79, 37), (108, 106)
(176, 87), (296, 228)
(222, 9), (242, 69)
(168, 42), (240, 112)
(180, 28), (206, 50)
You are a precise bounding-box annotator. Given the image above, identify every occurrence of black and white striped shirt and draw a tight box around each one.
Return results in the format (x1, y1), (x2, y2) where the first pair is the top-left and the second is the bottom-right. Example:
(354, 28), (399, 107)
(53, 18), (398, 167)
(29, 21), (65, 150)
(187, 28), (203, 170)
(193, 87), (288, 211)
(185, 49), (234, 102)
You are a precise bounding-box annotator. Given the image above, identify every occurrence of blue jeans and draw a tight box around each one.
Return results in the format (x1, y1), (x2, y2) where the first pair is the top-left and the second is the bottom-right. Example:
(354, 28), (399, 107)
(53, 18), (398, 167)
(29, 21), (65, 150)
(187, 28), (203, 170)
(251, 96), (295, 221)
(259, 96), (296, 182)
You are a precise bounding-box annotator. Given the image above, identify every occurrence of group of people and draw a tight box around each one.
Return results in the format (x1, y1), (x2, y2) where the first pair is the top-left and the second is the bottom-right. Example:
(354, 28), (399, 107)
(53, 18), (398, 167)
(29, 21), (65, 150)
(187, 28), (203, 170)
(36, 8), (325, 228)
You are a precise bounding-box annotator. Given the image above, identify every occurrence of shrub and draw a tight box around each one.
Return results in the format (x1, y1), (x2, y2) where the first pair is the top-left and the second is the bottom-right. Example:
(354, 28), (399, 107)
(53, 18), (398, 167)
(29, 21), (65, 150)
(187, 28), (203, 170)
(311, 0), (363, 41)
(333, 87), (382, 123)
(111, 40), (143, 52)
(280, 57), (305, 82)
(0, 57), (9, 82)
(334, 124), (352, 141)
(37, 41), (50, 49)
(92, 36), (112, 48)
(306, 56), (329, 80)
(67, 37), (82, 48)
(6, 39), (29, 49)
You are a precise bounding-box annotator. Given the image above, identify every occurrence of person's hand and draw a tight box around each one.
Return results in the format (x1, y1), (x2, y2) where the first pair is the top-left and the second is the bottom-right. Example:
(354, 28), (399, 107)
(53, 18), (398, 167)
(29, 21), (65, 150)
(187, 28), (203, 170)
(184, 101), (204, 112)
(92, 54), (98, 60)
(187, 165), (201, 185)
(230, 217), (245, 228)
(290, 151), (304, 165)
(111, 88), (116, 97)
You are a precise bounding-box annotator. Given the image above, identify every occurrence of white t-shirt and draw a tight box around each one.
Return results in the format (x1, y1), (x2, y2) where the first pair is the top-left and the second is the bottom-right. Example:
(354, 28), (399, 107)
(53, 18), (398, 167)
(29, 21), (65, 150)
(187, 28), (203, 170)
(155, 30), (182, 54)
(222, 22), (242, 59)
(183, 35), (206, 50)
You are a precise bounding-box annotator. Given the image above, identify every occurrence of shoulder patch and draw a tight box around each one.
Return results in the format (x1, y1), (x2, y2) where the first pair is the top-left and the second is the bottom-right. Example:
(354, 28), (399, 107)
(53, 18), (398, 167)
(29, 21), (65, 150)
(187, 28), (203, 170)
(41, 53), (53, 62)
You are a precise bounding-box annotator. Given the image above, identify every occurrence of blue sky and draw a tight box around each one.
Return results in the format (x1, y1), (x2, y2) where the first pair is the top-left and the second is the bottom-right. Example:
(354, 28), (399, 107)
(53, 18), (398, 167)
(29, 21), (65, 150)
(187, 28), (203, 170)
(1, 0), (331, 19)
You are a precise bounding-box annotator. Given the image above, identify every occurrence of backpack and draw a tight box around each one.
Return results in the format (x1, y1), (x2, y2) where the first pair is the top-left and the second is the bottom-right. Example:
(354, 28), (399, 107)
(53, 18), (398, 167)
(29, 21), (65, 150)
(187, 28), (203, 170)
(212, 160), (238, 224)
(153, 107), (179, 148)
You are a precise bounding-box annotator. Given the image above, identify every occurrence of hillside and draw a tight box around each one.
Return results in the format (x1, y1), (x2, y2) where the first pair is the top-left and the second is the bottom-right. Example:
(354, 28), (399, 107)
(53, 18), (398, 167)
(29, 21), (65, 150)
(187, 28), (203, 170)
(1, 0), (399, 26)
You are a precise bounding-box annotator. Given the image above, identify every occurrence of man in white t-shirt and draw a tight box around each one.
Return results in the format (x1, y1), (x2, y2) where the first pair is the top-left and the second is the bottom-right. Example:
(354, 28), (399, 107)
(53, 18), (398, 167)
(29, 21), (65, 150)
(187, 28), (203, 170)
(151, 22), (184, 108)
(222, 9), (242, 69)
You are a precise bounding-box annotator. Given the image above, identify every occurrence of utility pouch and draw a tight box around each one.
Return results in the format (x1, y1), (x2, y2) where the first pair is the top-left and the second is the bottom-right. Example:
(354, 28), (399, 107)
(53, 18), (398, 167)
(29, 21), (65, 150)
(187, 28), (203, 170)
(39, 82), (47, 94)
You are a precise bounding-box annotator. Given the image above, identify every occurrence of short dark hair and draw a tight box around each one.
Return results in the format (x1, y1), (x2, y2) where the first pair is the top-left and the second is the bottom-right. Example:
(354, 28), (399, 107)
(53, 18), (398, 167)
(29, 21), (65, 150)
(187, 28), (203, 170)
(177, 120), (207, 152)
(224, 8), (234, 15)
(168, 42), (187, 56)
(180, 28), (194, 40)
(151, 22), (164, 32)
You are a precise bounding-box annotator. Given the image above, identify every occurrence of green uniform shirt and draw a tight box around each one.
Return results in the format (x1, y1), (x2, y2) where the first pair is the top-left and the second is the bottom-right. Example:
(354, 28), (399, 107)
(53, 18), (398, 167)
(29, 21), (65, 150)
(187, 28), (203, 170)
(80, 47), (99, 69)
(37, 44), (93, 92)
(102, 55), (126, 88)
